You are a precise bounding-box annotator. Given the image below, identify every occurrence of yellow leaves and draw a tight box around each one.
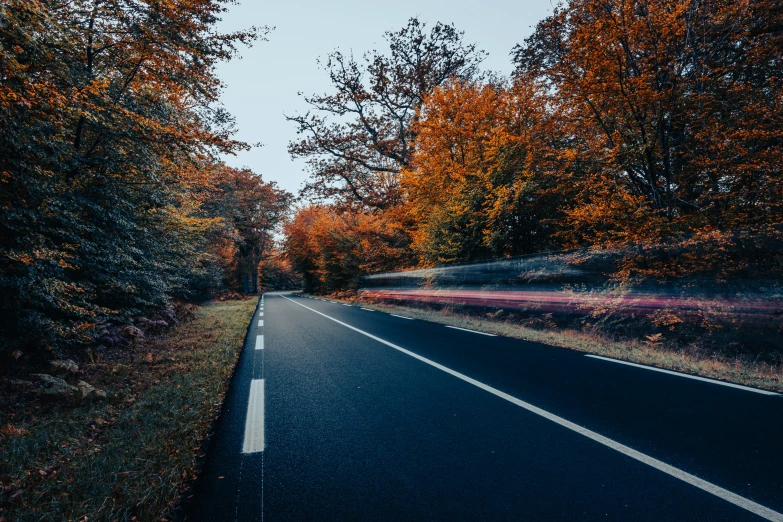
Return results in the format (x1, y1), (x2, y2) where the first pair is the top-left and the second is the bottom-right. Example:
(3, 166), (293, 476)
(76, 323), (97, 331)
(649, 311), (684, 331)
(57, 259), (75, 270)
(16, 254), (35, 265)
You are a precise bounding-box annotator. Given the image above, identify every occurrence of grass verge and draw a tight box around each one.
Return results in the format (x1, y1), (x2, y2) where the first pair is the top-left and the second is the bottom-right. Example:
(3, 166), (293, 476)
(0, 298), (257, 522)
(335, 296), (783, 394)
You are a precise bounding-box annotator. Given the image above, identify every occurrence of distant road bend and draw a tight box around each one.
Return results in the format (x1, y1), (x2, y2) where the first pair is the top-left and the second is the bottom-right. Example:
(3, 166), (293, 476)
(190, 292), (783, 521)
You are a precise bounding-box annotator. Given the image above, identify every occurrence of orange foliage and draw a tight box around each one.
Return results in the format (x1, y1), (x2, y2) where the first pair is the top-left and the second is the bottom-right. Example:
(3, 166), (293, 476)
(286, 3), (783, 290)
(283, 205), (411, 293)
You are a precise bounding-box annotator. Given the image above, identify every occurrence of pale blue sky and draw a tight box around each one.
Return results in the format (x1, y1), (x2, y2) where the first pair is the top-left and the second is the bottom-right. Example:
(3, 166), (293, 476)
(215, 1), (555, 196)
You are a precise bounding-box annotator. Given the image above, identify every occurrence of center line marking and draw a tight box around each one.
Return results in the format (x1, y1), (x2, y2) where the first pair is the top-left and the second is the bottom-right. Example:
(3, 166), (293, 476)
(585, 354), (778, 396)
(242, 379), (265, 453)
(446, 325), (497, 337)
(280, 294), (783, 522)
(255, 334), (264, 350)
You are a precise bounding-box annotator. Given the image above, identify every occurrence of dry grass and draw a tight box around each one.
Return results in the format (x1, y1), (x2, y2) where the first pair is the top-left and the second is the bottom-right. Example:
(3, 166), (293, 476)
(340, 297), (783, 394)
(0, 298), (258, 522)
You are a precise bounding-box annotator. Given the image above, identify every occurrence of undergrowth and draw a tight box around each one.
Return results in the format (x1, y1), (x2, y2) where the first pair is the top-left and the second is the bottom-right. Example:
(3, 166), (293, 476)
(0, 298), (257, 522)
(339, 295), (783, 393)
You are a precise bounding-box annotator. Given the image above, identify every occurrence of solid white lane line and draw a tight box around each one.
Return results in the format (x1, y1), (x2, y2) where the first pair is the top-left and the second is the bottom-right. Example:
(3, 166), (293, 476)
(360, 308), (375, 312)
(279, 294), (782, 522)
(255, 335), (264, 350)
(242, 379), (265, 453)
(390, 314), (414, 320)
(258, 320), (264, 327)
(445, 325), (497, 337)
(585, 355), (778, 396)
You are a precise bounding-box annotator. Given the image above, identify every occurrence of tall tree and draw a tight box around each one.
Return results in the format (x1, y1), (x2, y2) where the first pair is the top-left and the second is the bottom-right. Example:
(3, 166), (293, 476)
(203, 167), (293, 293)
(0, 0), (272, 355)
(287, 17), (486, 209)
(514, 0), (783, 246)
(403, 78), (570, 265)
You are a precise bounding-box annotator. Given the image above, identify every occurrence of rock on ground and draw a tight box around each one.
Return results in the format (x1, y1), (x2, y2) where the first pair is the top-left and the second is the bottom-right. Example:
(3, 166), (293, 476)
(49, 359), (79, 375)
(76, 380), (107, 402)
(30, 374), (78, 397)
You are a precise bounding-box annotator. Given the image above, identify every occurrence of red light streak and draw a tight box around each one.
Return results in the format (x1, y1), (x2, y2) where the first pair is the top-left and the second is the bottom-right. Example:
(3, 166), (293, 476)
(361, 289), (783, 316)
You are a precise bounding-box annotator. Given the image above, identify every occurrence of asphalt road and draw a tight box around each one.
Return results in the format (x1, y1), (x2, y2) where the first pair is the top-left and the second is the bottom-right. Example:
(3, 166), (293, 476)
(187, 292), (783, 521)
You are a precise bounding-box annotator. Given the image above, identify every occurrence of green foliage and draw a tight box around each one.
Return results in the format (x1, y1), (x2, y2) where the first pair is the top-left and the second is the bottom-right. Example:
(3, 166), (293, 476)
(0, 1), (288, 355)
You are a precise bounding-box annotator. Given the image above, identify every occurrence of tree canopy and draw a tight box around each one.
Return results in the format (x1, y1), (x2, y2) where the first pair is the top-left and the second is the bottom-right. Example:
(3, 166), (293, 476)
(284, 3), (783, 292)
(0, 1), (290, 356)
(287, 17), (486, 210)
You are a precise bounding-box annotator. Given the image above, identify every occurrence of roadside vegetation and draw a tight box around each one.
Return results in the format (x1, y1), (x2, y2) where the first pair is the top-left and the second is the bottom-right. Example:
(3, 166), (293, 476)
(326, 293), (783, 393)
(1, 1), (290, 362)
(284, 5), (783, 381)
(0, 298), (257, 522)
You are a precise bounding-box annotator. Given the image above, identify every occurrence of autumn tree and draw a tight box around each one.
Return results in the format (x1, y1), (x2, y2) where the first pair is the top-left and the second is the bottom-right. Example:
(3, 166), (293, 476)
(202, 166), (293, 293)
(282, 6), (783, 292)
(514, 0), (783, 246)
(287, 17), (486, 210)
(403, 78), (571, 265)
(282, 206), (323, 293)
(259, 252), (301, 291)
(283, 205), (409, 293)
(0, 1), (279, 355)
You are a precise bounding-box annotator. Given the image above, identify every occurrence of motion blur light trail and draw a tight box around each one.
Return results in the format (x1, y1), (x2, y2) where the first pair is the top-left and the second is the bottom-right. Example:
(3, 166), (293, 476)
(360, 288), (783, 317)
(360, 238), (783, 318)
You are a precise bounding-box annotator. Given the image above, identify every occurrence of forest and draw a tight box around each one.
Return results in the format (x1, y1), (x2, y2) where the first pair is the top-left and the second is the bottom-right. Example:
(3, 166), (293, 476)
(2, 0), (783, 359)
(1, 2), (782, 519)
(1, 1), (292, 360)
(284, 2), (783, 344)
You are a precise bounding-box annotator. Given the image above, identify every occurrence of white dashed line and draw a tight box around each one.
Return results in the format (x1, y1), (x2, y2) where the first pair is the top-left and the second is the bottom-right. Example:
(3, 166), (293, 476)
(255, 335), (264, 350)
(390, 314), (414, 320)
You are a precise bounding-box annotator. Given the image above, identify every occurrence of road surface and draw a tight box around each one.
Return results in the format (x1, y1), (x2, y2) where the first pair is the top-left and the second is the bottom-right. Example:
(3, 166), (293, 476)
(188, 292), (783, 521)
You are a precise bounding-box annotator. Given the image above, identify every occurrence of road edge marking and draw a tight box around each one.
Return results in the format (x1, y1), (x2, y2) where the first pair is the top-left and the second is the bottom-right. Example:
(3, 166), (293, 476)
(585, 354), (778, 396)
(445, 325), (497, 337)
(255, 334), (264, 351)
(280, 294), (783, 522)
